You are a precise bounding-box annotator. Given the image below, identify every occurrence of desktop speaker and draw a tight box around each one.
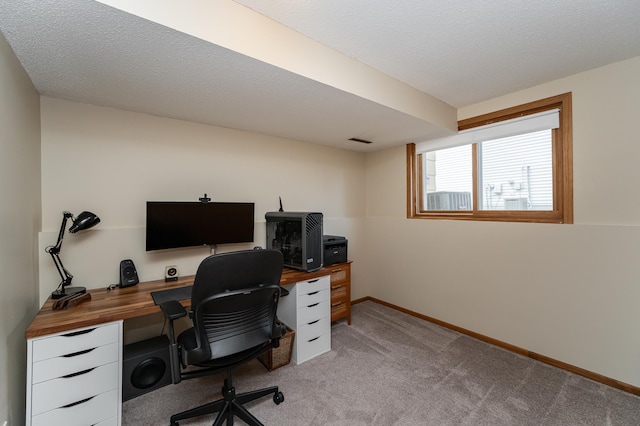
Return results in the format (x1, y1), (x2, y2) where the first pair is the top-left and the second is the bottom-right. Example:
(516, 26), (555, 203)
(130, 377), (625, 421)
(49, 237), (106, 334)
(122, 335), (172, 401)
(165, 265), (178, 282)
(119, 259), (139, 288)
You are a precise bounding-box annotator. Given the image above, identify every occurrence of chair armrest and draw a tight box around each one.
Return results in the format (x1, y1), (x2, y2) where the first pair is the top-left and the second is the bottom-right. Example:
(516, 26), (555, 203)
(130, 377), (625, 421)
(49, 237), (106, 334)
(159, 300), (187, 321)
(159, 300), (187, 384)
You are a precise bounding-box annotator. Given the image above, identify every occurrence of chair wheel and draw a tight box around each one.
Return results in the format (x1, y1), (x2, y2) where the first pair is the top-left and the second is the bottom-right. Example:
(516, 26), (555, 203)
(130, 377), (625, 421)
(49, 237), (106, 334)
(273, 391), (284, 404)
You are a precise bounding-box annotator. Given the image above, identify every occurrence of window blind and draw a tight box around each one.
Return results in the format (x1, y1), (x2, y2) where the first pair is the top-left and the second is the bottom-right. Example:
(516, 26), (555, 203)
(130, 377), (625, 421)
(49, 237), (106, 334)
(415, 108), (560, 153)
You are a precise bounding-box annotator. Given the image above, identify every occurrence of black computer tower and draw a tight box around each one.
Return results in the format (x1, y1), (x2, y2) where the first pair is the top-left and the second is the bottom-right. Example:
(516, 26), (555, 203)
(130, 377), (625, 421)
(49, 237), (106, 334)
(265, 212), (323, 271)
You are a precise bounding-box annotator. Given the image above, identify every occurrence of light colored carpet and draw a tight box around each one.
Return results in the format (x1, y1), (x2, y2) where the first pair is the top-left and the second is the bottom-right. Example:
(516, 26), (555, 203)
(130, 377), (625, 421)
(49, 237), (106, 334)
(123, 301), (640, 425)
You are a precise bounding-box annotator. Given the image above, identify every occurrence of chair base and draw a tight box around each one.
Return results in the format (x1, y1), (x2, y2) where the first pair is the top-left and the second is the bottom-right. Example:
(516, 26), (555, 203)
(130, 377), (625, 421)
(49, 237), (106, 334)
(170, 377), (284, 426)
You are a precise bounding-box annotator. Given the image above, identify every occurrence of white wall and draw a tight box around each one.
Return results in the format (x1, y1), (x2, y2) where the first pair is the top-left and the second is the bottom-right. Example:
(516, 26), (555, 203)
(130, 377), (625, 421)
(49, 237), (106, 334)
(0, 33), (41, 425)
(363, 56), (640, 388)
(25, 39), (640, 414)
(38, 98), (368, 313)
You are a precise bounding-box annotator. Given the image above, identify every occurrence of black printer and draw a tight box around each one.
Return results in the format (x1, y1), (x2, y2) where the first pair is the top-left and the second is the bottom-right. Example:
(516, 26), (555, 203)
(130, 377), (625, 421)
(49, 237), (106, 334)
(323, 235), (348, 266)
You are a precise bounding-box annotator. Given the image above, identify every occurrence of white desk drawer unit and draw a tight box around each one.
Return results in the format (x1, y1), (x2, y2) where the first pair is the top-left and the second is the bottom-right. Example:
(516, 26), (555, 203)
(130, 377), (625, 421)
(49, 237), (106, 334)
(26, 321), (123, 426)
(278, 275), (331, 364)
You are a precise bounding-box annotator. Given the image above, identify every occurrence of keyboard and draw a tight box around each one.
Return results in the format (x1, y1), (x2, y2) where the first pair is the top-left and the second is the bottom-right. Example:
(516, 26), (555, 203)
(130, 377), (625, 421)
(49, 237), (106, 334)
(151, 285), (192, 305)
(152, 284), (288, 305)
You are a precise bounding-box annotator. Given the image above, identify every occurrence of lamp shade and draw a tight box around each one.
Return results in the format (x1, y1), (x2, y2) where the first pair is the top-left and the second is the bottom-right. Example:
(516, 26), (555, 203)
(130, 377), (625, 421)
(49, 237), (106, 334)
(69, 211), (100, 233)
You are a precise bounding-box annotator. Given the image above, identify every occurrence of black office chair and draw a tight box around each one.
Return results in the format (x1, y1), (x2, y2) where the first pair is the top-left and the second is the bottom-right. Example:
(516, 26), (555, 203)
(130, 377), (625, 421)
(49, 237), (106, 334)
(159, 249), (287, 426)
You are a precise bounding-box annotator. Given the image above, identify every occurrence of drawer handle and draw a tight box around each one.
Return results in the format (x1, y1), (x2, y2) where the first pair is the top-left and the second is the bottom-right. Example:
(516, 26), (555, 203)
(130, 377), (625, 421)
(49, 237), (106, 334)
(331, 269), (342, 273)
(307, 279), (320, 283)
(308, 336), (320, 342)
(62, 328), (96, 337)
(331, 285), (343, 290)
(63, 347), (96, 358)
(331, 302), (342, 307)
(63, 367), (95, 378)
(308, 291), (320, 296)
(62, 395), (95, 408)
(307, 319), (320, 325)
(307, 303), (319, 308)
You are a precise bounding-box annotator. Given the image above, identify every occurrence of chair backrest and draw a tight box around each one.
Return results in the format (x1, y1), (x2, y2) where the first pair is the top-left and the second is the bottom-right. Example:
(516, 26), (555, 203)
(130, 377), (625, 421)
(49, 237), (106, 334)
(188, 249), (284, 363)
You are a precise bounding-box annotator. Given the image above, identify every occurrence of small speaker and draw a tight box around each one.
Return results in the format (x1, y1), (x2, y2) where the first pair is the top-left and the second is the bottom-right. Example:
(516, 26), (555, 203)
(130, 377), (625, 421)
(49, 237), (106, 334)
(119, 259), (139, 288)
(165, 265), (178, 282)
(122, 335), (172, 401)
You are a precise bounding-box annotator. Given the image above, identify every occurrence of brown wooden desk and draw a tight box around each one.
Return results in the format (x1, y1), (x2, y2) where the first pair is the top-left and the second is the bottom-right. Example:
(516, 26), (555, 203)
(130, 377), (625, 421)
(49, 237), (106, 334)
(26, 266), (338, 339)
(24, 263), (350, 425)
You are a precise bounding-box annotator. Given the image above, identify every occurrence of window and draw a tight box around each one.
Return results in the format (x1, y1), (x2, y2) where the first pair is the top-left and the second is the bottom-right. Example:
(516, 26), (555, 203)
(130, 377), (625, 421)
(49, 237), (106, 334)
(407, 93), (572, 223)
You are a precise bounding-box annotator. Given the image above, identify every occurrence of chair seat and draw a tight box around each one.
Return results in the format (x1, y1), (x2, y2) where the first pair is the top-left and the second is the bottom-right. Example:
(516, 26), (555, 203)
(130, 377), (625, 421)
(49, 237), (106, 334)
(178, 328), (271, 369)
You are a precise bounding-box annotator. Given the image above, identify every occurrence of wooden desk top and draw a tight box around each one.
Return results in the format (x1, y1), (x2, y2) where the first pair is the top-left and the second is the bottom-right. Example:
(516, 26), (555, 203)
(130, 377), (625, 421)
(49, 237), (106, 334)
(26, 265), (341, 339)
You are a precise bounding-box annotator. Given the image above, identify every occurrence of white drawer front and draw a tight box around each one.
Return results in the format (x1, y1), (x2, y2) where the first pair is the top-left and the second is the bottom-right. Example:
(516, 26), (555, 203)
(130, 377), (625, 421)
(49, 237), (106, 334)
(32, 342), (119, 384)
(296, 333), (331, 364)
(32, 389), (118, 426)
(94, 417), (118, 426)
(31, 362), (119, 416)
(32, 323), (120, 362)
(297, 316), (331, 342)
(297, 275), (330, 295)
(298, 300), (330, 324)
(297, 288), (329, 309)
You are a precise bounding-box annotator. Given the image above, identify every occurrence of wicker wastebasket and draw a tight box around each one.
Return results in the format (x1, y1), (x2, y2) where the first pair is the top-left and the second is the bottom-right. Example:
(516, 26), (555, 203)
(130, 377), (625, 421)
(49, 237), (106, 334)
(258, 325), (295, 371)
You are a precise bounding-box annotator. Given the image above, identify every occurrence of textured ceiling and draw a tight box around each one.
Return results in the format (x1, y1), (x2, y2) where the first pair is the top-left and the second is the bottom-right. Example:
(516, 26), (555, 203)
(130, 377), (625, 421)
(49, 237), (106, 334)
(236, 0), (640, 107)
(1, 1), (640, 152)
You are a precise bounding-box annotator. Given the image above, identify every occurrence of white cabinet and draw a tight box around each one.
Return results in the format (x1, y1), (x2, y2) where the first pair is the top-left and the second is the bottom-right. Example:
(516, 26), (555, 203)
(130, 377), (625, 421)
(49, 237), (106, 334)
(26, 321), (123, 426)
(278, 275), (331, 364)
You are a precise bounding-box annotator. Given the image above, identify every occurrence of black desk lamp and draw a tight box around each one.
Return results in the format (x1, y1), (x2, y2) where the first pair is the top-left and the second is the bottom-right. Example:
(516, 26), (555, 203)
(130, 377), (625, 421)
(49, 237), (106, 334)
(46, 211), (101, 299)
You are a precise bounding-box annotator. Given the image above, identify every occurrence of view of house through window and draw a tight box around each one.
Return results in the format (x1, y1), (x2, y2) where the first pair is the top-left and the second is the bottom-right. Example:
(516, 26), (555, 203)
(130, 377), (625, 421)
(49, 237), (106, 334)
(479, 130), (553, 211)
(424, 130), (553, 211)
(408, 93), (573, 223)
(422, 145), (472, 210)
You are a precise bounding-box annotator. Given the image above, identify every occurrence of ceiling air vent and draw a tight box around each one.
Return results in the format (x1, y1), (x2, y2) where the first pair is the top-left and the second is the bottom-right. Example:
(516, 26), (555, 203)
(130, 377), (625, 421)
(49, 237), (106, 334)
(349, 137), (373, 144)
